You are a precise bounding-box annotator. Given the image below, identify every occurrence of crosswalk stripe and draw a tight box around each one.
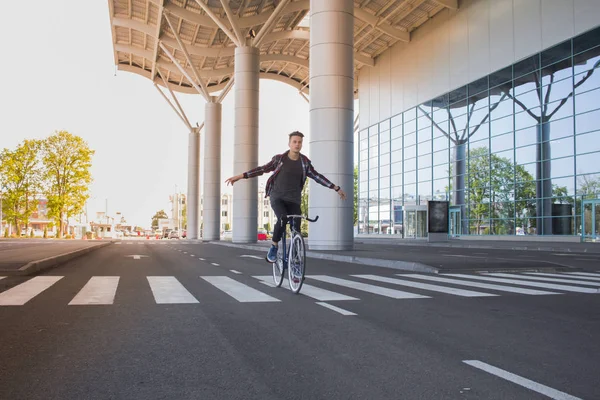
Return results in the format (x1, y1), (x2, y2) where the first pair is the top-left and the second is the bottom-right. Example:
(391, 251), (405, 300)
(315, 302), (357, 316)
(0, 277), (5, 281)
(444, 274), (599, 293)
(309, 275), (429, 299)
(69, 277), (120, 305)
(147, 276), (198, 304)
(253, 276), (359, 301)
(402, 274), (558, 295)
(485, 273), (600, 287)
(354, 274), (497, 297)
(525, 272), (600, 282)
(563, 272), (600, 280)
(0, 276), (63, 306)
(201, 276), (280, 302)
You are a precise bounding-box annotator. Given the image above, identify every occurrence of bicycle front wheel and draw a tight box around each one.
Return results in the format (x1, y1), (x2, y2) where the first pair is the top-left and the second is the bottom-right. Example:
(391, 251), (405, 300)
(287, 234), (306, 294)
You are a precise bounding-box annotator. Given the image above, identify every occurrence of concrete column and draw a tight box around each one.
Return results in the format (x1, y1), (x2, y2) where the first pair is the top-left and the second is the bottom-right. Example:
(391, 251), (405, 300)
(233, 46), (260, 243)
(186, 127), (201, 239)
(203, 99), (222, 241)
(308, 0), (354, 250)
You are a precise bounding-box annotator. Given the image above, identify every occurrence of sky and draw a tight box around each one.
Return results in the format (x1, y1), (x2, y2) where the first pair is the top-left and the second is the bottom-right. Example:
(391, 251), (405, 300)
(0, 1), (324, 229)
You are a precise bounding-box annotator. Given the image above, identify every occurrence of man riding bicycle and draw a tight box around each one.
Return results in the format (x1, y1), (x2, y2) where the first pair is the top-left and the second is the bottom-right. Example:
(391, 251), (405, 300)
(225, 131), (347, 262)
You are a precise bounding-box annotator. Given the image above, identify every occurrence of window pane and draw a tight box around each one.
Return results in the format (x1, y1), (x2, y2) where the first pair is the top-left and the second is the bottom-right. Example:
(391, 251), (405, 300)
(576, 152), (600, 175)
(576, 131), (600, 155)
(575, 108), (600, 134)
(548, 135), (574, 159)
(516, 144), (537, 164)
(404, 158), (416, 172)
(551, 157), (574, 178)
(515, 126), (538, 147)
(433, 148), (450, 165)
(491, 132), (514, 152)
(404, 145), (416, 159)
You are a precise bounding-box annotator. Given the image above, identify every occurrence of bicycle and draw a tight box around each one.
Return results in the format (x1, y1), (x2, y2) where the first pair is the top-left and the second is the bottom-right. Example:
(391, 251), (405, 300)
(271, 214), (319, 294)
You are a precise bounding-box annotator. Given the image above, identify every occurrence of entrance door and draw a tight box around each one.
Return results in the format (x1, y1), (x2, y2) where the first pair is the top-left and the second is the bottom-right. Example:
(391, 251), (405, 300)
(403, 206), (428, 239)
(582, 199), (600, 242)
(449, 207), (461, 237)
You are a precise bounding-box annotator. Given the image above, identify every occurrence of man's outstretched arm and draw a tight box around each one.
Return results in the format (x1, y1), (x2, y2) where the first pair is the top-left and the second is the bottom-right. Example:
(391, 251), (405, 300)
(225, 155), (279, 186)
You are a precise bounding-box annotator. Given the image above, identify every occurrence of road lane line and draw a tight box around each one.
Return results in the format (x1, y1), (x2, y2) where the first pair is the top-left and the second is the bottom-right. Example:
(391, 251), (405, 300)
(463, 360), (582, 400)
(563, 272), (600, 279)
(402, 274), (558, 295)
(526, 272), (600, 282)
(211, 263), (220, 266)
(444, 274), (598, 293)
(485, 273), (600, 287)
(230, 270), (242, 274)
(315, 302), (356, 316)
(308, 275), (429, 299)
(354, 274), (497, 297)
(0, 277), (5, 281)
(240, 255), (263, 260)
(201, 276), (279, 302)
(0, 276), (63, 306)
(199, 258), (205, 261)
(147, 276), (198, 304)
(69, 277), (120, 305)
(253, 276), (359, 301)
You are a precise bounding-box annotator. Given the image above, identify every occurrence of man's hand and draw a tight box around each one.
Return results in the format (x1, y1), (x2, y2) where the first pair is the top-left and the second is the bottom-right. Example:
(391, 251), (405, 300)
(336, 187), (347, 201)
(225, 174), (243, 186)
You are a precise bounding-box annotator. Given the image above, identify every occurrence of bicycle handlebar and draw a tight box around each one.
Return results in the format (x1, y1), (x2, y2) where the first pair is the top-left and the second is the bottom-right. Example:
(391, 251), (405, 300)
(285, 214), (319, 223)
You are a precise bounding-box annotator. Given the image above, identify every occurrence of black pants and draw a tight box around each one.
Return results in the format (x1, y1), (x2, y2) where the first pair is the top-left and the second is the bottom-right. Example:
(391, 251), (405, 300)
(270, 198), (301, 244)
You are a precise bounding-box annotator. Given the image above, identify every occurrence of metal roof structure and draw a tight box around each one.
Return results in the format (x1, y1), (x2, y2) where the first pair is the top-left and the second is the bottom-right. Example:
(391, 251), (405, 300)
(108, 0), (458, 96)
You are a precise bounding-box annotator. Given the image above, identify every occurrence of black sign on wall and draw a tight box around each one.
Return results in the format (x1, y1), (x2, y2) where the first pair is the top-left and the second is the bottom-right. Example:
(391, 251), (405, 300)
(428, 201), (449, 233)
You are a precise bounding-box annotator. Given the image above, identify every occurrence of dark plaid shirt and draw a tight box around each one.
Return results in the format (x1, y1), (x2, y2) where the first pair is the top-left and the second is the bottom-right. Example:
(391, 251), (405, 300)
(243, 150), (335, 198)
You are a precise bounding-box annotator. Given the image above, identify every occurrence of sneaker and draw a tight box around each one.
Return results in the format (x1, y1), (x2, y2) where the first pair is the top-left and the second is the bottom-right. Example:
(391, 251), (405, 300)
(266, 245), (278, 263)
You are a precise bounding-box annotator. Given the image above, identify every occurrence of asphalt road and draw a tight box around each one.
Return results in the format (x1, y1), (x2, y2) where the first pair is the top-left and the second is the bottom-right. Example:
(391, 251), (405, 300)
(1, 241), (598, 399)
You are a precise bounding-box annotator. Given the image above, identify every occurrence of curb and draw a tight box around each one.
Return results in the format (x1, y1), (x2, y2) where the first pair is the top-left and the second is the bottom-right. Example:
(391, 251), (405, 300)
(1, 242), (113, 276)
(211, 241), (439, 273)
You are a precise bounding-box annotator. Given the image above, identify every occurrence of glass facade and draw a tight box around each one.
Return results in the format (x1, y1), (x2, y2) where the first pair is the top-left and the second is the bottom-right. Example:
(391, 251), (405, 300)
(358, 27), (600, 238)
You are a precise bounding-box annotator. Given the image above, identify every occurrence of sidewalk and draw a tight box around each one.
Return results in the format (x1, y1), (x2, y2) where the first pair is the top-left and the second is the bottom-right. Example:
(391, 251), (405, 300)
(212, 236), (600, 274)
(0, 240), (112, 276)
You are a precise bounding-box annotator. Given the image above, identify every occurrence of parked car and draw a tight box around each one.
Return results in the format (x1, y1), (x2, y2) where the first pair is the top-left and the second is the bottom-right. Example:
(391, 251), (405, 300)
(168, 230), (180, 239)
(257, 229), (268, 241)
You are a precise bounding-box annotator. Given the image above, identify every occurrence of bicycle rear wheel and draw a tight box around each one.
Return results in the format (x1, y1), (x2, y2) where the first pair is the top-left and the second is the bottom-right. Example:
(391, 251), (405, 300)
(287, 234), (306, 294)
(272, 245), (285, 287)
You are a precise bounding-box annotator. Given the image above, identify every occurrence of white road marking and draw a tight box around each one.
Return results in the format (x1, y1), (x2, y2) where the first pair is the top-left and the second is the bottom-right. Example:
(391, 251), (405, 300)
(315, 302), (356, 316)
(0, 277), (5, 281)
(485, 273), (600, 287)
(230, 270), (242, 274)
(526, 272), (600, 282)
(0, 276), (63, 306)
(211, 263), (220, 266)
(183, 252), (188, 254)
(199, 258), (205, 261)
(354, 275), (497, 297)
(69, 277), (120, 305)
(147, 276), (198, 304)
(190, 255), (195, 257)
(254, 276), (359, 301)
(463, 360), (582, 400)
(563, 272), (600, 280)
(403, 274), (558, 295)
(240, 255), (263, 260)
(115, 242), (122, 245)
(309, 275), (429, 299)
(201, 276), (279, 302)
(445, 274), (599, 293)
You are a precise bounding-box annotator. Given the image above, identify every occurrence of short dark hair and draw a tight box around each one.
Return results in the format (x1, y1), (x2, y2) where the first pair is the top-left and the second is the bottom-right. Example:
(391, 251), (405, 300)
(288, 131), (304, 139)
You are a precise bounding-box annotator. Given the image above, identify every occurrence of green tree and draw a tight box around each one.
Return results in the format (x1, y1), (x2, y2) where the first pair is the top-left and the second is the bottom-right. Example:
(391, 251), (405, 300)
(151, 210), (168, 229)
(41, 131), (94, 237)
(0, 139), (43, 233)
(466, 147), (536, 234)
(300, 182), (309, 236)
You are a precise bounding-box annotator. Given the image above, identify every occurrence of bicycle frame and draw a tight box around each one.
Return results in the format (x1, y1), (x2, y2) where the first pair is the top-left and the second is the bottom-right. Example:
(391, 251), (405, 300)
(278, 214), (318, 266)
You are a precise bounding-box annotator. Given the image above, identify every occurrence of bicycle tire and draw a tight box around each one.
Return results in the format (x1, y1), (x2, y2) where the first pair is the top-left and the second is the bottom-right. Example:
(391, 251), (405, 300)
(272, 244), (285, 287)
(287, 234), (306, 294)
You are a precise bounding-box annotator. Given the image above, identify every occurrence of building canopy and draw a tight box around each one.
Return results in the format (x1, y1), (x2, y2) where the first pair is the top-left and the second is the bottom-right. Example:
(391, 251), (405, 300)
(108, 0), (458, 95)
